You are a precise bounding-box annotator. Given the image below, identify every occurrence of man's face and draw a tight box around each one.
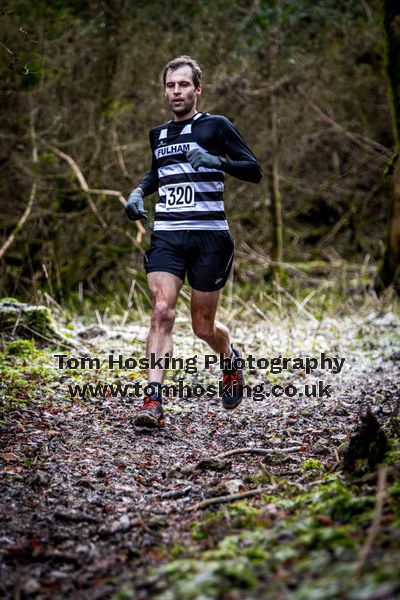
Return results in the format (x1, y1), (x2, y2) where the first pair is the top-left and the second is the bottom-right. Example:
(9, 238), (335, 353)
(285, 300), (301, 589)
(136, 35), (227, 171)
(164, 65), (202, 118)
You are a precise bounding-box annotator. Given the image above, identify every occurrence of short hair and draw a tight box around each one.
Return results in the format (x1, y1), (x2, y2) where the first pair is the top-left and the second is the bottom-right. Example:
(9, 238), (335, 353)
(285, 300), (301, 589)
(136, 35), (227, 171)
(162, 56), (202, 89)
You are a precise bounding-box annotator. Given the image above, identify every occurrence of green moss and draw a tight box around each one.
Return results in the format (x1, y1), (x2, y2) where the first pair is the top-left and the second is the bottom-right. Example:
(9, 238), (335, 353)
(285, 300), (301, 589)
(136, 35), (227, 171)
(301, 459), (325, 471)
(388, 482), (400, 497)
(0, 339), (57, 417)
(0, 299), (67, 344)
(190, 521), (207, 541)
(386, 416), (400, 438)
(295, 524), (355, 552)
(388, 481), (400, 521)
(227, 500), (259, 518)
(111, 585), (135, 600)
(325, 492), (373, 522)
(384, 448), (400, 465)
(261, 493), (281, 504)
(203, 535), (240, 560)
(5, 338), (39, 357)
(156, 556), (257, 599)
(244, 473), (271, 485)
(134, 466), (400, 599)
(169, 544), (185, 558)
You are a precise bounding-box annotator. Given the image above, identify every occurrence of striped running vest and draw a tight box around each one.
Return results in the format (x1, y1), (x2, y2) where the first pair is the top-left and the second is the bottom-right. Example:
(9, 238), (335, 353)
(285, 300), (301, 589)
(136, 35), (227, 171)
(153, 112), (229, 231)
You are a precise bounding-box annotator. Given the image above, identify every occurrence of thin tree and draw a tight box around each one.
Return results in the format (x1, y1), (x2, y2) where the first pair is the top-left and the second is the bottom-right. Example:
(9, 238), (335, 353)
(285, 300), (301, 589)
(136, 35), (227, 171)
(377, 0), (400, 292)
(269, 89), (284, 282)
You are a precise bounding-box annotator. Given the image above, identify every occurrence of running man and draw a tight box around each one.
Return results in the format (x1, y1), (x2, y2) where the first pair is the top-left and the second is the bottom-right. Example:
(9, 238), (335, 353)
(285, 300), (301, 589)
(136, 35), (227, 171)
(126, 56), (262, 427)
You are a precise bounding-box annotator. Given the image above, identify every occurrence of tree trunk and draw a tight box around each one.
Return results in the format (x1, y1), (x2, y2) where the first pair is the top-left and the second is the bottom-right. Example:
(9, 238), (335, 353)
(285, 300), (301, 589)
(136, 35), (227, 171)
(377, 0), (400, 291)
(269, 92), (284, 283)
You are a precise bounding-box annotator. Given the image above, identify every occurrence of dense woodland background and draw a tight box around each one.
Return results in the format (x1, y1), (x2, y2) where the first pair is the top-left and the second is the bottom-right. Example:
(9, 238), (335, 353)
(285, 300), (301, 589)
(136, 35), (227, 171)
(2, 4), (400, 599)
(0, 0), (398, 309)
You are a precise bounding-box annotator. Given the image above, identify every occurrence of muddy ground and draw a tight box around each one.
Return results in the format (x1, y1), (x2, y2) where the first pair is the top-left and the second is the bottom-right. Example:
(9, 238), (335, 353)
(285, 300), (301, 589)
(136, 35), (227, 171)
(1, 309), (400, 599)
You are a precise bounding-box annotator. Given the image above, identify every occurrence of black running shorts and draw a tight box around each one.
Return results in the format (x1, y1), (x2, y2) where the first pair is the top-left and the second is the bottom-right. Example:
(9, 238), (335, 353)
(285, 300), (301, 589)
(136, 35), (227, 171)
(144, 230), (235, 291)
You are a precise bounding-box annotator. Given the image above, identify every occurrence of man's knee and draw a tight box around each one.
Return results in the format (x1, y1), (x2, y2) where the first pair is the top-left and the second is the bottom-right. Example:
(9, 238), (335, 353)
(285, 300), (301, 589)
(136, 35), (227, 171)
(192, 320), (214, 341)
(151, 300), (175, 330)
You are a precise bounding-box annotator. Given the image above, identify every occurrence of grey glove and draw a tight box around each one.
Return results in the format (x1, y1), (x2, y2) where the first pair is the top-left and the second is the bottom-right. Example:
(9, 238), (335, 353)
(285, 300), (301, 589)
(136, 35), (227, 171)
(186, 148), (222, 170)
(125, 187), (148, 221)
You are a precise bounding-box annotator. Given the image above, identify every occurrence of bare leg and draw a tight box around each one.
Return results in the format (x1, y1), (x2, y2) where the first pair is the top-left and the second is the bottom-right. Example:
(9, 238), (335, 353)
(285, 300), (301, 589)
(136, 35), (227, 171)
(190, 288), (231, 358)
(146, 271), (182, 383)
(191, 288), (244, 409)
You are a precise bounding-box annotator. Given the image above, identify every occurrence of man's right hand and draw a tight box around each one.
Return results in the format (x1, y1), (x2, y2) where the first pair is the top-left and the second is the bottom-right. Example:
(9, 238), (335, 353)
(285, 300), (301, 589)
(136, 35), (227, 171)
(125, 187), (148, 221)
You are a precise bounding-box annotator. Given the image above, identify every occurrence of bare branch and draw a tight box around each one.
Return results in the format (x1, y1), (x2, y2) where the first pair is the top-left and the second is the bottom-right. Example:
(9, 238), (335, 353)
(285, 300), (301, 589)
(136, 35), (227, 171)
(274, 281), (320, 325)
(109, 224), (146, 251)
(0, 182), (36, 261)
(45, 142), (145, 239)
(192, 486), (274, 511)
(354, 466), (387, 576)
(0, 110), (37, 261)
(86, 188), (127, 207)
(298, 87), (390, 156)
(0, 41), (14, 55)
(111, 129), (130, 178)
(219, 446), (303, 458)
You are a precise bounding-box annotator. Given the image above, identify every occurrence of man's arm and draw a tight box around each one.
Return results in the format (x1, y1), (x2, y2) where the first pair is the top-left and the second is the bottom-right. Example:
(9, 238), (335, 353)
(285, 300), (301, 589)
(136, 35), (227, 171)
(125, 131), (158, 221)
(217, 116), (262, 183)
(137, 131), (158, 195)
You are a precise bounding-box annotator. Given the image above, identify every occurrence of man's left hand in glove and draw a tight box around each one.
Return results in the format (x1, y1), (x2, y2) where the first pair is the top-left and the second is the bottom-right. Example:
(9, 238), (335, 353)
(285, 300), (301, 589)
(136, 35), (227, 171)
(186, 148), (222, 170)
(125, 187), (148, 221)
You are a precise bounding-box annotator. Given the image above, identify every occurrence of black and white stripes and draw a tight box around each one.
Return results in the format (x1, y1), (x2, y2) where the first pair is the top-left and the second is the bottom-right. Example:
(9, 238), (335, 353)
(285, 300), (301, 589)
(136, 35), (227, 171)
(153, 113), (228, 231)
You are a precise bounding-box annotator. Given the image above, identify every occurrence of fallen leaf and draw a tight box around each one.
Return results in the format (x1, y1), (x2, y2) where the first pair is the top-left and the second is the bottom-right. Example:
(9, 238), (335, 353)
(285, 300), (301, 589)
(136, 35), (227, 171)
(3, 453), (19, 462)
(316, 514), (333, 526)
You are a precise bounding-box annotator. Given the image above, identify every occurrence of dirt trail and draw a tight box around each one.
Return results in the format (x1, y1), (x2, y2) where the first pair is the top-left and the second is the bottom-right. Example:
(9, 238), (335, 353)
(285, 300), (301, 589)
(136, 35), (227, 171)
(1, 311), (399, 598)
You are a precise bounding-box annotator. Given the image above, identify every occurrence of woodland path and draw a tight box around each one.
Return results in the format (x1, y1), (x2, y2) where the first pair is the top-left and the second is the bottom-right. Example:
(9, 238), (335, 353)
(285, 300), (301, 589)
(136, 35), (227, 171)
(1, 310), (400, 599)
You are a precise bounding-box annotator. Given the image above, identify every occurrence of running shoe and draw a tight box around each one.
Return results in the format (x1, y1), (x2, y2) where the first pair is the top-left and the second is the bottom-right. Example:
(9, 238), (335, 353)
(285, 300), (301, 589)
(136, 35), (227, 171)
(134, 396), (165, 428)
(221, 346), (244, 410)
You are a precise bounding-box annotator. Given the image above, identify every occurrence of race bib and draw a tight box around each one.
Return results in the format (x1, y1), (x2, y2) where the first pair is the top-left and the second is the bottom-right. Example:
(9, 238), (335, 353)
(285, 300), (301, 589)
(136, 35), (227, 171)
(165, 183), (195, 210)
